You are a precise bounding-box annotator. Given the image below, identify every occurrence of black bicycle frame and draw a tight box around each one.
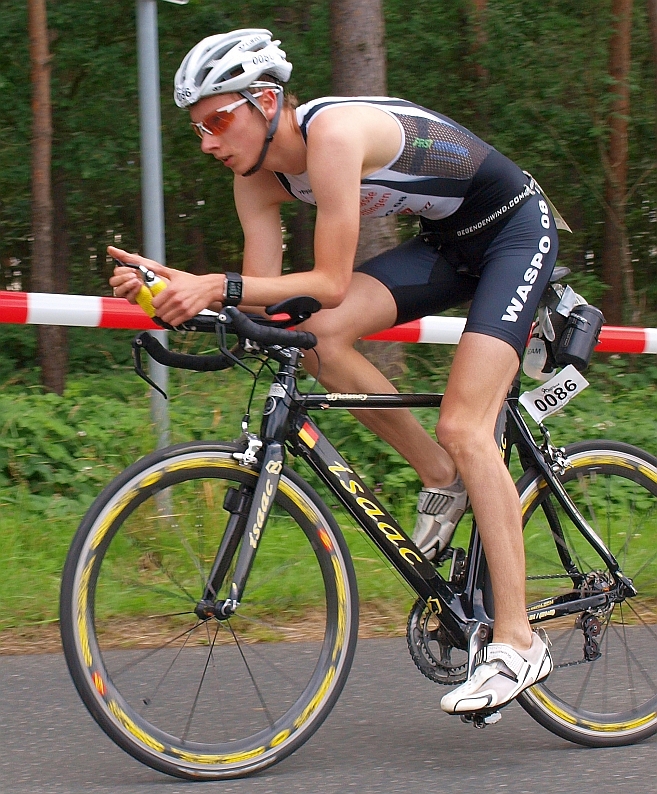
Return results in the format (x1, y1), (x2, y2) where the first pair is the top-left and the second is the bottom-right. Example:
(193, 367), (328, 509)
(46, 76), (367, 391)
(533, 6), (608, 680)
(209, 347), (633, 649)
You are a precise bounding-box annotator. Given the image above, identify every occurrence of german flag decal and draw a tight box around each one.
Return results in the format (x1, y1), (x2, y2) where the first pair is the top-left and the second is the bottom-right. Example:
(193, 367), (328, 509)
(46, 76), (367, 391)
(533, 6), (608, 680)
(298, 422), (319, 449)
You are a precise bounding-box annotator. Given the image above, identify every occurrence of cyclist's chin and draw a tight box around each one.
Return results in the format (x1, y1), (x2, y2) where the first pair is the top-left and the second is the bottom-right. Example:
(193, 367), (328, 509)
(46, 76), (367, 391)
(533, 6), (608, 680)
(218, 155), (250, 175)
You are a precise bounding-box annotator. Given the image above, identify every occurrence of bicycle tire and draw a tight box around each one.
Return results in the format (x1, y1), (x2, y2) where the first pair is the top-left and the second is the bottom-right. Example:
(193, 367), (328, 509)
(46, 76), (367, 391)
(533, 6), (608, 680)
(515, 440), (657, 746)
(59, 441), (358, 780)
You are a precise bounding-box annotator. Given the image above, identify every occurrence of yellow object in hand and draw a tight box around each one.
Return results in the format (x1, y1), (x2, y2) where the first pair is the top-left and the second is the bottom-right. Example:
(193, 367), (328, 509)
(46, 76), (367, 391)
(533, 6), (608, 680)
(135, 276), (166, 318)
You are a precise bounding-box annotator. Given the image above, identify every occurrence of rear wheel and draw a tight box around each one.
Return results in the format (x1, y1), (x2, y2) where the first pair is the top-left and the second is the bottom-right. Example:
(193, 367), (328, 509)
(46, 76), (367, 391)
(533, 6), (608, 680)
(60, 442), (358, 779)
(517, 441), (657, 746)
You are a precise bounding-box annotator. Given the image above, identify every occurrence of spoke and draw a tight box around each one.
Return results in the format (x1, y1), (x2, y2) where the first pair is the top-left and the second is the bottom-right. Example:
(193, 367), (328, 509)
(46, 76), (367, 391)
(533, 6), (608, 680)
(110, 576), (197, 606)
(551, 619), (582, 668)
(569, 474), (603, 573)
(139, 622), (199, 716)
(242, 558), (306, 599)
(619, 604), (638, 712)
(226, 620), (275, 730)
(229, 628), (311, 690)
(110, 619), (208, 679)
(622, 599), (657, 642)
(630, 548), (657, 582)
(181, 621), (220, 743)
(571, 615), (606, 711)
(606, 613), (657, 694)
(121, 535), (200, 605)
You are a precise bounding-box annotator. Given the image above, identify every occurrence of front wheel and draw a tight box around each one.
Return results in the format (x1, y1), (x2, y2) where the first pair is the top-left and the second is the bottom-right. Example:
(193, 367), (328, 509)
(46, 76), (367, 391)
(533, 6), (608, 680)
(60, 442), (358, 780)
(516, 440), (657, 746)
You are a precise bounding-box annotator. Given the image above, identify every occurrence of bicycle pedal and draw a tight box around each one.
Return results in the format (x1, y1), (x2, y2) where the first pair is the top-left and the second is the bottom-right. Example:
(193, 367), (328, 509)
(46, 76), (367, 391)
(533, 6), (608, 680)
(460, 710), (502, 729)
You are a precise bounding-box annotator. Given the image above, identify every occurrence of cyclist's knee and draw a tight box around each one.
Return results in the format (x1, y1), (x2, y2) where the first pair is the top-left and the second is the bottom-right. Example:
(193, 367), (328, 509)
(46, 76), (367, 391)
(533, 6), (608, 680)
(301, 314), (359, 361)
(436, 413), (488, 466)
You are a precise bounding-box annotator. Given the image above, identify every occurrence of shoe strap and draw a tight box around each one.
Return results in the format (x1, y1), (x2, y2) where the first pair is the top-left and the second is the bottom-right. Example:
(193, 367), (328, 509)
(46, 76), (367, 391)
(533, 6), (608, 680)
(475, 643), (529, 680)
(417, 488), (453, 515)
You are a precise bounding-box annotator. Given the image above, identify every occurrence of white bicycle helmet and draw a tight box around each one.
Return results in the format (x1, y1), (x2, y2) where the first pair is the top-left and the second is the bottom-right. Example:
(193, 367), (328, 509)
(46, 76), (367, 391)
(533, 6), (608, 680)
(174, 29), (292, 108)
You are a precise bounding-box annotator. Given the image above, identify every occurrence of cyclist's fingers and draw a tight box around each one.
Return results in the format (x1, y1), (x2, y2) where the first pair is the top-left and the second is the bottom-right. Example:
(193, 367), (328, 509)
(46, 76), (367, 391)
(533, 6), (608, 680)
(110, 269), (142, 302)
(144, 260), (179, 281)
(107, 245), (162, 273)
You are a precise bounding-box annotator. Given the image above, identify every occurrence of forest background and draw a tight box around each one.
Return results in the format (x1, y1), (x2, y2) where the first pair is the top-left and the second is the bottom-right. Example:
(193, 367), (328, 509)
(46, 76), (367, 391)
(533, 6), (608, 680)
(0, 1), (656, 635)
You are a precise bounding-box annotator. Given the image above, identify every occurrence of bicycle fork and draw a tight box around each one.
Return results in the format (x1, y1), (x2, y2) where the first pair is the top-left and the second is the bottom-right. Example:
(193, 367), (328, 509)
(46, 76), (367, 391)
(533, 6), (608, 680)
(195, 441), (285, 619)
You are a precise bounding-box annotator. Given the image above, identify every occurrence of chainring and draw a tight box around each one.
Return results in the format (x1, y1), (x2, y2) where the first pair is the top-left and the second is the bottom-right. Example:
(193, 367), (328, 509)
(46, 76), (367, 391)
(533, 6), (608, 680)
(406, 598), (468, 685)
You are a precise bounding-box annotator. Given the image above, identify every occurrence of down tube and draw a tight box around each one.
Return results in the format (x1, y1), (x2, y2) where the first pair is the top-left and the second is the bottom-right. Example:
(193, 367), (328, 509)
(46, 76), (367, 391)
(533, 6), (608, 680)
(292, 415), (471, 635)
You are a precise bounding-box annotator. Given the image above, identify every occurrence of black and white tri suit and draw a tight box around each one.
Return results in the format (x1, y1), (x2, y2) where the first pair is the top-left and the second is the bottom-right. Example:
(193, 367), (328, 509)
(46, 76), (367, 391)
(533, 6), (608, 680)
(275, 97), (559, 358)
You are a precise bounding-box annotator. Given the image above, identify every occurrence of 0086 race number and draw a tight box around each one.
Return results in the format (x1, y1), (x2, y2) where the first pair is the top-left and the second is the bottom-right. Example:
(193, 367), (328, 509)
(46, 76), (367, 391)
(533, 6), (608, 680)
(519, 365), (589, 424)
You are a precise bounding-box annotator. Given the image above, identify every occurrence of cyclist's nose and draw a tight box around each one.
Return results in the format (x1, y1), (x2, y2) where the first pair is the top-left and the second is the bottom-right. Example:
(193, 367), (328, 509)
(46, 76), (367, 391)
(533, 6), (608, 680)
(200, 132), (221, 155)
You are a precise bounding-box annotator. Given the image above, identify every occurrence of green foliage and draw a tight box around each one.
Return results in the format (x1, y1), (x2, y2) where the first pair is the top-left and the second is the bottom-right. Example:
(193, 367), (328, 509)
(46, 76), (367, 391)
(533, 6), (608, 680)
(0, 384), (150, 505)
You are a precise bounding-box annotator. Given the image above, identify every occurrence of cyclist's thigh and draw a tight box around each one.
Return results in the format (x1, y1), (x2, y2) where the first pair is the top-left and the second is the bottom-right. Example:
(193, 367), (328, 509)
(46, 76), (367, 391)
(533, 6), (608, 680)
(356, 235), (479, 326)
(464, 192), (559, 358)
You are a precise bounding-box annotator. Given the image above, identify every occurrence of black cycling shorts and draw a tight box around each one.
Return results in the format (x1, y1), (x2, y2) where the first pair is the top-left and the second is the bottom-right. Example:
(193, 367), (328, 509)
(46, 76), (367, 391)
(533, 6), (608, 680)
(356, 192), (560, 359)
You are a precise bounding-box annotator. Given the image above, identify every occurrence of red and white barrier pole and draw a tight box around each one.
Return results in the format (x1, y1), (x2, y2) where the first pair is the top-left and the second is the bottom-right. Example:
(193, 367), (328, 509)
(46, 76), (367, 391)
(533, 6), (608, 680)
(1, 291), (656, 354)
(0, 291), (159, 330)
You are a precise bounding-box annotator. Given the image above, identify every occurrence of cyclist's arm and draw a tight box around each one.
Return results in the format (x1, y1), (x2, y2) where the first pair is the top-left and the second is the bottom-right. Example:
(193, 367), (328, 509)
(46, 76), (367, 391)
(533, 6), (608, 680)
(235, 169), (290, 281)
(227, 114), (364, 311)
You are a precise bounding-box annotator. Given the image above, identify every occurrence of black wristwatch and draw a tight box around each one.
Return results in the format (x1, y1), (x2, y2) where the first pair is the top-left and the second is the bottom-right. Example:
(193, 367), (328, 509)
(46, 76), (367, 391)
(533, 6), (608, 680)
(223, 272), (243, 306)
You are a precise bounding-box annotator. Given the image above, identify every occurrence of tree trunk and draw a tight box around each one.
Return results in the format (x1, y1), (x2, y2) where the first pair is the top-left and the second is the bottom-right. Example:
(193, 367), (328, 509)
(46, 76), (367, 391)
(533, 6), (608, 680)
(470, 0), (489, 82)
(287, 203), (315, 273)
(330, 0), (404, 379)
(186, 225), (209, 275)
(646, 0), (657, 143)
(601, 0), (636, 325)
(468, 0), (490, 132)
(29, 0), (66, 393)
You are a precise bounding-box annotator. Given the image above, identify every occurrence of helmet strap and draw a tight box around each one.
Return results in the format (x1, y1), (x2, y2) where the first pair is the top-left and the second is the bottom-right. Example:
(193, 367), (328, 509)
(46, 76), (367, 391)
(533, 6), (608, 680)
(242, 89), (283, 178)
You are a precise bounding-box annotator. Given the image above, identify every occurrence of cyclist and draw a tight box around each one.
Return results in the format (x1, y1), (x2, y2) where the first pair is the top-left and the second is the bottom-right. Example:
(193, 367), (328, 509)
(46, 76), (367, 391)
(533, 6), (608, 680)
(110, 28), (555, 714)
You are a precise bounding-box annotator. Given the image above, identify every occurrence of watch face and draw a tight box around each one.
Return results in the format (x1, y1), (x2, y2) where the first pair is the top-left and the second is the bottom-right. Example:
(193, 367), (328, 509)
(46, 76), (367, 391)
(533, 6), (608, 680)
(227, 282), (241, 300)
(225, 275), (242, 303)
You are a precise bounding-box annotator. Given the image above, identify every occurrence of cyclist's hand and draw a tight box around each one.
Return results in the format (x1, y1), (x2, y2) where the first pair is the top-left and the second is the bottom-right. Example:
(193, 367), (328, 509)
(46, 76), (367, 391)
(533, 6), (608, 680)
(148, 266), (222, 326)
(108, 245), (167, 303)
(108, 246), (222, 324)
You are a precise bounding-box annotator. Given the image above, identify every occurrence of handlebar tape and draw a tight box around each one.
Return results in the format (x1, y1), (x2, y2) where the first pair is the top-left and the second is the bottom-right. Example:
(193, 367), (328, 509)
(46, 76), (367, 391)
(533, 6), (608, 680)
(223, 306), (317, 350)
(135, 332), (236, 372)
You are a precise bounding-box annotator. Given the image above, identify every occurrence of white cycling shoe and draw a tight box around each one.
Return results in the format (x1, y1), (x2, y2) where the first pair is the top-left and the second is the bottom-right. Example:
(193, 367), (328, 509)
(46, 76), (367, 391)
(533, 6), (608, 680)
(440, 633), (553, 715)
(412, 475), (468, 560)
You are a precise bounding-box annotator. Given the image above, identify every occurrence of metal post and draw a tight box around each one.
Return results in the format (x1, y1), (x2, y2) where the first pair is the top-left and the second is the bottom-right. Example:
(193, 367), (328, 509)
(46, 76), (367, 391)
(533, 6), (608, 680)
(136, 0), (169, 448)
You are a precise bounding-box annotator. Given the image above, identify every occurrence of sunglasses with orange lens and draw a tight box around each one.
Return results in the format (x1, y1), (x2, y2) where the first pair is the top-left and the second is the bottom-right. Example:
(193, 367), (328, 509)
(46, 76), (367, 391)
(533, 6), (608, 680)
(190, 92), (263, 138)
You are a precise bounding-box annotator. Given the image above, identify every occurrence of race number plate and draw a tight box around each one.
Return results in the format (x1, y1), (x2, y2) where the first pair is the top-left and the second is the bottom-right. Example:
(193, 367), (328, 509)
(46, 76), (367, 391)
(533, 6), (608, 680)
(519, 365), (589, 424)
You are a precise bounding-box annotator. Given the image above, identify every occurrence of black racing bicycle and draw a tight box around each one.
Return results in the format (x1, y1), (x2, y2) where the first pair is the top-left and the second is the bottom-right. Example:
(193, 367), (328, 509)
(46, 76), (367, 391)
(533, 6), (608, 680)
(59, 294), (657, 781)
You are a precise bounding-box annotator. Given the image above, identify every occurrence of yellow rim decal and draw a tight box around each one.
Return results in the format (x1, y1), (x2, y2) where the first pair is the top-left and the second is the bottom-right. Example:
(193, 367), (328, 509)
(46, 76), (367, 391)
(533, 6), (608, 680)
(579, 713), (657, 732)
(139, 470), (163, 488)
(530, 687), (577, 724)
(638, 464), (657, 485)
(90, 488), (138, 550)
(531, 688), (657, 732)
(77, 556), (94, 667)
(163, 456), (239, 473)
(107, 699), (165, 753)
(279, 480), (319, 524)
(293, 666), (336, 730)
(573, 455), (633, 470)
(270, 729), (291, 748)
(171, 747), (266, 765)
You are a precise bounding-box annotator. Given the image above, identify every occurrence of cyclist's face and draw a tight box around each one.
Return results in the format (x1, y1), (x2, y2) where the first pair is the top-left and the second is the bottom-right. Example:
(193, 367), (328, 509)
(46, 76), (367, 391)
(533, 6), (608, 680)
(189, 93), (265, 174)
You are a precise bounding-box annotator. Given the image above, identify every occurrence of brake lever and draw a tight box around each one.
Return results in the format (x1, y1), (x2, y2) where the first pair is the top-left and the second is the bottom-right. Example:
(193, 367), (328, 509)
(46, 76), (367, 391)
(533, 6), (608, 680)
(131, 335), (168, 399)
